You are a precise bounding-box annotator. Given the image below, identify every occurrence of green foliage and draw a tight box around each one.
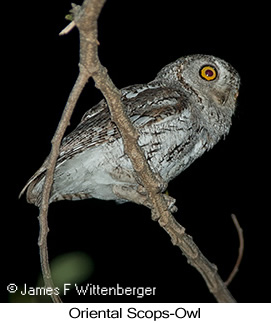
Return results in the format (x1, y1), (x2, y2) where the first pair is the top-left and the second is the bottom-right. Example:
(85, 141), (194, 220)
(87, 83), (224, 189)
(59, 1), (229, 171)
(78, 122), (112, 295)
(65, 14), (74, 21)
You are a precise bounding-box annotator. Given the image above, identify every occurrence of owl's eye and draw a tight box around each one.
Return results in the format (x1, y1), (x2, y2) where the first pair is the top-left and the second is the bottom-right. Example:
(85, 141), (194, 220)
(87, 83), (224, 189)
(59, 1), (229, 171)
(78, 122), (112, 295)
(200, 65), (217, 81)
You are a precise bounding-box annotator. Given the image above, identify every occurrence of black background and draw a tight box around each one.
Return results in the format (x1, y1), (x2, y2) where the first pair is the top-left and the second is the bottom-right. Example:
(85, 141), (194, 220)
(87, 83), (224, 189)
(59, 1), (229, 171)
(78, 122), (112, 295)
(4, 0), (270, 302)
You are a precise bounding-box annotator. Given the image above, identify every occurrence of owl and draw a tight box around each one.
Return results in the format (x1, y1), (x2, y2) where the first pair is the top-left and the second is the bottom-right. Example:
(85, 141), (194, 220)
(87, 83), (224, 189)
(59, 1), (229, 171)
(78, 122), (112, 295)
(20, 55), (240, 208)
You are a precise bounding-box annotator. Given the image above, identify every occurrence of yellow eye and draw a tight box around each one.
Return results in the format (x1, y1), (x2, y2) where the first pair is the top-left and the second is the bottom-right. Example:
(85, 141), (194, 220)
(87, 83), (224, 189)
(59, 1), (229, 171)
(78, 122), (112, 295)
(200, 65), (217, 81)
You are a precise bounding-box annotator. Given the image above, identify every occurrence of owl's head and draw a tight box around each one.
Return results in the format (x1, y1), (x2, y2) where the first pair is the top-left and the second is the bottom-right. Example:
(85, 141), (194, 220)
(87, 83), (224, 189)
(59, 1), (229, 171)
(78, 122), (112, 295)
(156, 54), (240, 109)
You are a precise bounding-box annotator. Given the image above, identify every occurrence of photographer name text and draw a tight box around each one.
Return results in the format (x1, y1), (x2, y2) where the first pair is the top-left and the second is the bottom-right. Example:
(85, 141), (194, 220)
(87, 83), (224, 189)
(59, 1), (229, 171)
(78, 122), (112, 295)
(19, 283), (156, 298)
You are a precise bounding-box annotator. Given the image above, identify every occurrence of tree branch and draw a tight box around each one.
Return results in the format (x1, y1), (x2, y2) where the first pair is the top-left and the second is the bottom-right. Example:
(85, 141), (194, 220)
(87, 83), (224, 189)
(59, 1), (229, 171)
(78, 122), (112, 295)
(39, 0), (236, 302)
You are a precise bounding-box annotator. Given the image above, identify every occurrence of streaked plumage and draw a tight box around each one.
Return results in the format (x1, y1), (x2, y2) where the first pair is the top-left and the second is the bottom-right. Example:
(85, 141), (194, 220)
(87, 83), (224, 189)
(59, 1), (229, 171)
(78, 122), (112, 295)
(20, 55), (240, 207)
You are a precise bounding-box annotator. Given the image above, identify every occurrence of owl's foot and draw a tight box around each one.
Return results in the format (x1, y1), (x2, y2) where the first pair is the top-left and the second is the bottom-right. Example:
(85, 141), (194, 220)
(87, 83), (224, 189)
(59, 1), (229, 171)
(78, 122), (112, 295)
(113, 185), (152, 209)
(113, 184), (177, 215)
(110, 167), (168, 193)
(150, 194), (177, 221)
(163, 194), (178, 213)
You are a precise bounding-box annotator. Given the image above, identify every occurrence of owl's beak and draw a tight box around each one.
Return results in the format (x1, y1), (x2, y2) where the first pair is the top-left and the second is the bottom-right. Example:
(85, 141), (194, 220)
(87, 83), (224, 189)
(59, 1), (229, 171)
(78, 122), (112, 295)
(212, 86), (239, 106)
(212, 89), (230, 106)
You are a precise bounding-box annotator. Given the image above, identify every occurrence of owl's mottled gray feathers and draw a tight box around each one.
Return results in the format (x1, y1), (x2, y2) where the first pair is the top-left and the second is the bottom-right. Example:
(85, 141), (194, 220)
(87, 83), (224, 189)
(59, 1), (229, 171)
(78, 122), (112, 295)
(59, 83), (185, 161)
(21, 84), (187, 204)
(21, 54), (240, 207)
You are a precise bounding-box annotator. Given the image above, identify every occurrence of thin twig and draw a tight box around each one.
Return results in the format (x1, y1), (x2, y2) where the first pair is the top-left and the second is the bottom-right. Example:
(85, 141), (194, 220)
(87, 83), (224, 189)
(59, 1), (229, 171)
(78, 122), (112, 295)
(225, 214), (244, 286)
(59, 21), (75, 36)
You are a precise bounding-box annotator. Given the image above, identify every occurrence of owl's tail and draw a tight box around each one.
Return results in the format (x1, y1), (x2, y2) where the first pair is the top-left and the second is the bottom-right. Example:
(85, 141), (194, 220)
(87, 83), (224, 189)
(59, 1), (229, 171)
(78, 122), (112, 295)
(19, 160), (93, 207)
(19, 162), (48, 207)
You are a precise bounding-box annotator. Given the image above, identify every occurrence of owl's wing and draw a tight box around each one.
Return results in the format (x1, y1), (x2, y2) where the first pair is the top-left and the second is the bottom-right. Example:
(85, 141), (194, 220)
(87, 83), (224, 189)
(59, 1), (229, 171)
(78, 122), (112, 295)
(58, 83), (185, 163)
(19, 99), (114, 199)
(57, 100), (115, 164)
(20, 83), (186, 201)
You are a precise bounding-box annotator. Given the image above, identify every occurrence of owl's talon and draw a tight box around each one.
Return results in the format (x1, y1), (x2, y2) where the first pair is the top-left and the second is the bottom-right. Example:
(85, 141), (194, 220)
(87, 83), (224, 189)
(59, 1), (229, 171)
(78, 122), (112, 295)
(163, 194), (178, 213)
(137, 184), (148, 196)
(151, 194), (177, 221)
(151, 210), (160, 221)
(153, 173), (168, 194)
